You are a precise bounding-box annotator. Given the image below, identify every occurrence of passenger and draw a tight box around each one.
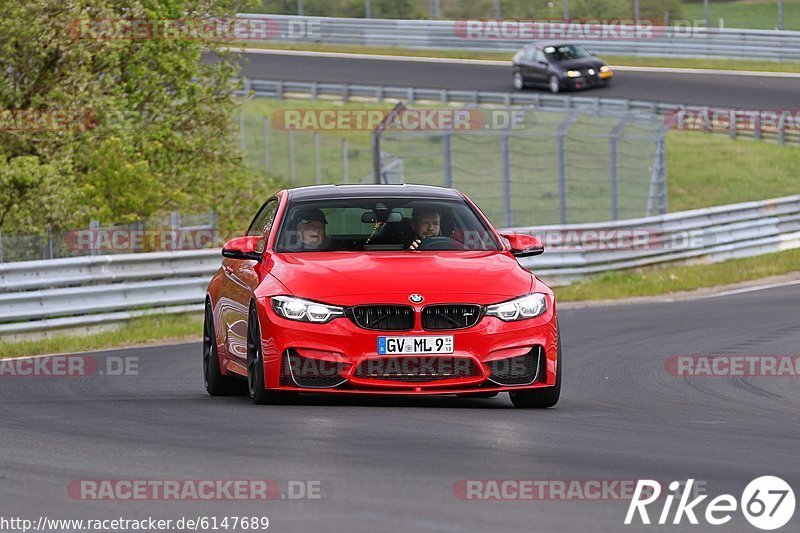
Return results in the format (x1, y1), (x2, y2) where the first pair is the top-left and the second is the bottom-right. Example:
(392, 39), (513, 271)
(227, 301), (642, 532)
(293, 208), (331, 251)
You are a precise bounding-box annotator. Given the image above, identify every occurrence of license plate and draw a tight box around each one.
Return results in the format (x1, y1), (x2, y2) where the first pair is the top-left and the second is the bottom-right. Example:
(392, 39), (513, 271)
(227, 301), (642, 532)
(377, 336), (454, 355)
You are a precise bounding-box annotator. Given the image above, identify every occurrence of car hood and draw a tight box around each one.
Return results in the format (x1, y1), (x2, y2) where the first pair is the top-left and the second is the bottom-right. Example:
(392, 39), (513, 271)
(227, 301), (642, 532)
(557, 57), (605, 70)
(268, 251), (534, 305)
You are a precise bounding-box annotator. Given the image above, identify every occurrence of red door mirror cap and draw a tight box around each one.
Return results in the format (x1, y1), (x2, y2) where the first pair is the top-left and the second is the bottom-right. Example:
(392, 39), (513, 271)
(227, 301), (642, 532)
(500, 233), (545, 257)
(222, 236), (263, 261)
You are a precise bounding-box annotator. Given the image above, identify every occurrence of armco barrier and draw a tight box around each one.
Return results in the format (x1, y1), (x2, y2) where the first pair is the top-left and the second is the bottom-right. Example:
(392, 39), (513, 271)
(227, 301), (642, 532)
(1, 195), (799, 336)
(236, 14), (800, 62)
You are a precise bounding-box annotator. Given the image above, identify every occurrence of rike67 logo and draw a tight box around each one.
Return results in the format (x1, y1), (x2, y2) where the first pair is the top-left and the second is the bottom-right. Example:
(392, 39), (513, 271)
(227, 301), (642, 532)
(626, 477), (795, 530)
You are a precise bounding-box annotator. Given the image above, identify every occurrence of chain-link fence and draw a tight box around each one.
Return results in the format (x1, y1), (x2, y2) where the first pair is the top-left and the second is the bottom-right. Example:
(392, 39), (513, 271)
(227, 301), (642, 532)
(375, 106), (667, 226)
(0, 211), (217, 263)
(240, 113), (375, 186)
(240, 104), (667, 227)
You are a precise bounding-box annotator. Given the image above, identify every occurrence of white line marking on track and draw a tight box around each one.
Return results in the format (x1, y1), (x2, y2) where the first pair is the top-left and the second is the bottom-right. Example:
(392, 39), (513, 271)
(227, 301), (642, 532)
(698, 279), (800, 299)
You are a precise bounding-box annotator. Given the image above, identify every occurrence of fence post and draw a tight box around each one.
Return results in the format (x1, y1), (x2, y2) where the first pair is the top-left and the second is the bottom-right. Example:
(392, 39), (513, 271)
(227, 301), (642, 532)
(289, 129), (296, 184)
(89, 220), (99, 256)
(263, 116), (271, 171)
(658, 136), (668, 214)
(609, 115), (629, 221)
(754, 113), (761, 140)
(46, 226), (53, 260)
(501, 131), (512, 227)
(342, 138), (350, 184)
(442, 130), (452, 189)
(646, 134), (668, 216)
(556, 110), (579, 224)
(371, 129), (382, 184)
(171, 212), (180, 251)
(209, 210), (218, 248)
(314, 132), (322, 184)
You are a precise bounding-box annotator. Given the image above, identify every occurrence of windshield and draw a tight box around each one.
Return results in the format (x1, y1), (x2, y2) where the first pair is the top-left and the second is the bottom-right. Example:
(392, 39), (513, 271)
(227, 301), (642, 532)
(544, 44), (592, 62)
(275, 197), (500, 252)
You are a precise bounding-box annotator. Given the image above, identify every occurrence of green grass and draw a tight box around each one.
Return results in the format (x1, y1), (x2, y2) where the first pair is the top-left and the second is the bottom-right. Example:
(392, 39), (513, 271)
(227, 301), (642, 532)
(555, 247), (800, 301)
(0, 313), (202, 359)
(666, 131), (800, 211)
(684, 0), (800, 30)
(235, 42), (800, 73)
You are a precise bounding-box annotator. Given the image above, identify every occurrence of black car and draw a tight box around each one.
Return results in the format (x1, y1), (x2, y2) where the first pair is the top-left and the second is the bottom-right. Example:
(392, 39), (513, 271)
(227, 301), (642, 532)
(512, 42), (614, 93)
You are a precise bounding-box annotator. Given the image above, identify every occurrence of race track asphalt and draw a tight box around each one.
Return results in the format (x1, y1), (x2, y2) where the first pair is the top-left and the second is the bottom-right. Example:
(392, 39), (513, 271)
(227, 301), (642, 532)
(2, 283), (799, 532)
(234, 51), (800, 109)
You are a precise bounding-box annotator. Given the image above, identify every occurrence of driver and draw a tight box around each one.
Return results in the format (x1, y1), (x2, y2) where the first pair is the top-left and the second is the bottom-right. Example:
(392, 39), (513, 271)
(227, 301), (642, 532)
(408, 207), (441, 250)
(293, 208), (331, 251)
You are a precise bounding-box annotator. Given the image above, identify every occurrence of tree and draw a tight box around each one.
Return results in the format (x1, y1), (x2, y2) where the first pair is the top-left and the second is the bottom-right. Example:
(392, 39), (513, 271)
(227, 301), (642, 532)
(0, 0), (272, 233)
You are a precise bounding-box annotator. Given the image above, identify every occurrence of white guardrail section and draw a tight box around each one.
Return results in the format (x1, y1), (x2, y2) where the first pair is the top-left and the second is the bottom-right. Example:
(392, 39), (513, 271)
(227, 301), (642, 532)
(237, 14), (800, 61)
(1, 195), (799, 336)
(241, 79), (800, 145)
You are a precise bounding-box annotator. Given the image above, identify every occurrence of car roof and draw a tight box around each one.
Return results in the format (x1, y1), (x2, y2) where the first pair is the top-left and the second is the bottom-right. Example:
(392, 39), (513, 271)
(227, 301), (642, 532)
(286, 184), (464, 202)
(525, 41), (582, 49)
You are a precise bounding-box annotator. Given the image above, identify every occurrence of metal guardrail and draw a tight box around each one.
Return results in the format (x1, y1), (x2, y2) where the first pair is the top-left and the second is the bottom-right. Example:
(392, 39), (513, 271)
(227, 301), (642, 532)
(515, 195), (800, 283)
(1, 195), (799, 337)
(241, 79), (800, 145)
(237, 14), (800, 61)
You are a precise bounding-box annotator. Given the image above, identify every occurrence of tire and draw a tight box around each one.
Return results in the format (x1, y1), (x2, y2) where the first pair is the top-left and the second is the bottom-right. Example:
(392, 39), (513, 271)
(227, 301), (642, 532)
(512, 70), (525, 91)
(203, 302), (246, 396)
(247, 304), (288, 405)
(548, 74), (560, 94)
(509, 332), (562, 409)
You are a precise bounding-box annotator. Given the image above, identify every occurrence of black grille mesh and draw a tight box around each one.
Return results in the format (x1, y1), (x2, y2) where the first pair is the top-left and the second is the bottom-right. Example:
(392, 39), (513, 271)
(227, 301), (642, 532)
(422, 305), (482, 330)
(350, 305), (414, 331)
(284, 350), (345, 388)
(487, 348), (540, 385)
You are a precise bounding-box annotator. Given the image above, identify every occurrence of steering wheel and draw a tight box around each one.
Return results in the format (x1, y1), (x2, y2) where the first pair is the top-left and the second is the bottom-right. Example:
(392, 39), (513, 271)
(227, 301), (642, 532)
(415, 236), (467, 251)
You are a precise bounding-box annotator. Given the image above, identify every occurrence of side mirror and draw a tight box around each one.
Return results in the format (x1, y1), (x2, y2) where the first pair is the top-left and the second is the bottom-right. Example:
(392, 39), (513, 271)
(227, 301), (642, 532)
(222, 236), (263, 261)
(500, 233), (545, 257)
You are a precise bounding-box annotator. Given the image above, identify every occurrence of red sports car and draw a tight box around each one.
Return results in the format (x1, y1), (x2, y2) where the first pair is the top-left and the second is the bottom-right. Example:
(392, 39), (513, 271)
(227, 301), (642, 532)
(204, 185), (561, 408)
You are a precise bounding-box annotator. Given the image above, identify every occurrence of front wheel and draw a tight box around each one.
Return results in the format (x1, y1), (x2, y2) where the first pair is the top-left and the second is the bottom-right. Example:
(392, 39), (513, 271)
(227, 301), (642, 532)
(247, 304), (290, 405)
(512, 71), (525, 91)
(548, 74), (561, 94)
(204, 302), (246, 396)
(509, 334), (561, 408)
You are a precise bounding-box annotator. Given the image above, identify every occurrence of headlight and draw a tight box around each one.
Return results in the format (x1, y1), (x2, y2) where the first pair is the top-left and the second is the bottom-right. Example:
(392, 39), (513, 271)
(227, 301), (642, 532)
(566, 70), (581, 78)
(271, 296), (344, 323)
(486, 293), (547, 322)
(600, 65), (610, 73)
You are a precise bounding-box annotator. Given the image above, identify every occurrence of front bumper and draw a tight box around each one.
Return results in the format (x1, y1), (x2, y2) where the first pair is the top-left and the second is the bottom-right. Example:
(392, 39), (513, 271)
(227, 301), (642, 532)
(566, 70), (612, 90)
(255, 297), (559, 395)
